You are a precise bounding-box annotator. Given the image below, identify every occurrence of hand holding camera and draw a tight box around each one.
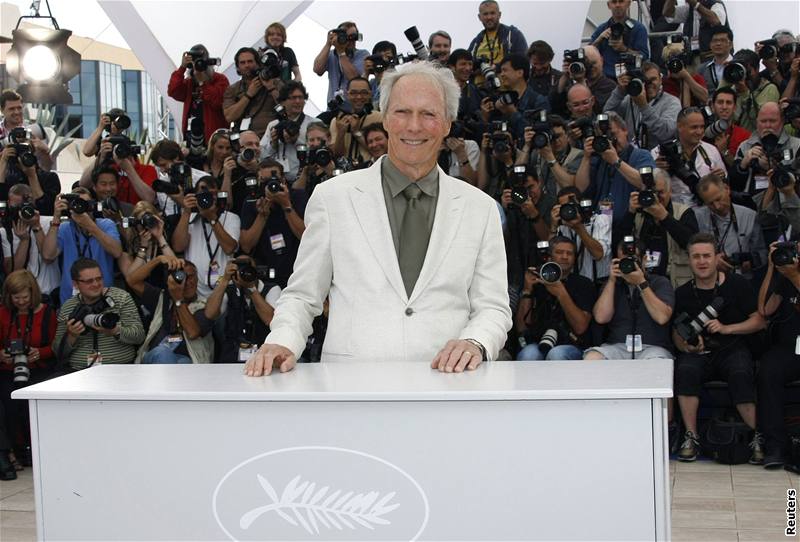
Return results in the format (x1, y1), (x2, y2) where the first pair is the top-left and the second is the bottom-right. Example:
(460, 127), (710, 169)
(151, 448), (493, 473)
(65, 318), (87, 339)
(167, 271), (187, 302)
(741, 145), (768, 170)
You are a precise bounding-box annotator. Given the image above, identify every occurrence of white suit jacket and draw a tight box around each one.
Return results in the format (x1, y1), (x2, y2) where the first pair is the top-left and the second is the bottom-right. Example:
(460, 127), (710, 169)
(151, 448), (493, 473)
(266, 156), (512, 362)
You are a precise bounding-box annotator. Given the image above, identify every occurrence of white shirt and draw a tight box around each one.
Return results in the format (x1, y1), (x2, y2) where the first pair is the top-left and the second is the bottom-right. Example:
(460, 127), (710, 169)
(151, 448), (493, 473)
(0, 216), (60, 295)
(155, 166), (208, 216)
(651, 140), (725, 205)
(260, 114), (320, 181)
(557, 213), (612, 281)
(184, 210), (241, 298)
(446, 140), (480, 178)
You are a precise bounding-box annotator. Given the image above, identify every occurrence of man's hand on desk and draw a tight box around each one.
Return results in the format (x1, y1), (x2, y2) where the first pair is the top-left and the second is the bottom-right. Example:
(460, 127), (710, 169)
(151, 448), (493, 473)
(431, 339), (483, 373)
(245, 344), (297, 376)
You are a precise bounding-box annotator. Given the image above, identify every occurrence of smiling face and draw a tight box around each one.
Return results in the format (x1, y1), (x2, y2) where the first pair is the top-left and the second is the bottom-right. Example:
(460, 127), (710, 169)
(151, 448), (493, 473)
(678, 112), (705, 148)
(384, 74), (451, 177)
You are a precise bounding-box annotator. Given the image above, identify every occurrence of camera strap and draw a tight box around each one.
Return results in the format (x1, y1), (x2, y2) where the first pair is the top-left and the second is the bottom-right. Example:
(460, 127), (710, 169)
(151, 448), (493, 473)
(625, 284), (641, 360)
(695, 144), (712, 169)
(200, 219), (221, 288)
(8, 308), (34, 349)
(71, 226), (93, 259)
(711, 207), (740, 253)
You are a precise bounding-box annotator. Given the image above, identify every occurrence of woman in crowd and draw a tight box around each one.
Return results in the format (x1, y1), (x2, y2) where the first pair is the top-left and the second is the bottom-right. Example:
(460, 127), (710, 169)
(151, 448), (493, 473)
(118, 201), (176, 286)
(0, 271), (57, 478)
(203, 130), (235, 183)
(264, 22), (302, 82)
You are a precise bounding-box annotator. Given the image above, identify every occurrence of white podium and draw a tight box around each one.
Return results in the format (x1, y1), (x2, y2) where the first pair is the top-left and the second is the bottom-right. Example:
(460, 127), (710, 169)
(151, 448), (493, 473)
(13, 360), (672, 541)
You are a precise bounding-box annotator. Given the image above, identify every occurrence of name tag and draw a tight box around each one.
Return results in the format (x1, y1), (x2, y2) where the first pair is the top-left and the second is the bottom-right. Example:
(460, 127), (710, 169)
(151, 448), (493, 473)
(626, 334), (643, 353)
(240, 117), (252, 131)
(239, 344), (257, 362)
(270, 233), (287, 251)
(644, 250), (661, 269)
(755, 175), (769, 190)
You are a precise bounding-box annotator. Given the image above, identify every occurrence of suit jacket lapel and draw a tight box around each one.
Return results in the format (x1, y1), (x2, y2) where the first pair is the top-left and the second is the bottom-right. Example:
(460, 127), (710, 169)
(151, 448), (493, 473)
(349, 161), (408, 303)
(409, 169), (464, 305)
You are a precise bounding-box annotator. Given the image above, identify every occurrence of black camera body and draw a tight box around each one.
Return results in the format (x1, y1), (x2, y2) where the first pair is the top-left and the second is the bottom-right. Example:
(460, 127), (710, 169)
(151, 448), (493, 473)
(106, 135), (141, 161)
(122, 212), (159, 230)
(559, 202), (580, 222)
(619, 257), (638, 274)
(60, 194), (102, 218)
(757, 39), (779, 60)
(307, 146), (332, 168)
(171, 269), (187, 283)
(726, 251), (753, 267)
(258, 48), (283, 80)
(570, 116), (594, 140)
(69, 295), (119, 331)
(564, 48), (586, 76)
(525, 109), (552, 150)
(489, 130), (511, 154)
(618, 53), (645, 96)
(5, 127), (38, 168)
(266, 173), (282, 194)
(332, 28), (362, 45)
(196, 188), (215, 210)
(610, 20), (633, 41)
(8, 202), (36, 223)
(772, 242), (798, 267)
(723, 61), (747, 84)
(8, 337), (28, 384)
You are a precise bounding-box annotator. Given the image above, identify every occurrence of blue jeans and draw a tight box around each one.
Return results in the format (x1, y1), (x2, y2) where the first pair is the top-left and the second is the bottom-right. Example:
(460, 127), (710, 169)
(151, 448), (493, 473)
(518, 344), (583, 361)
(142, 345), (192, 364)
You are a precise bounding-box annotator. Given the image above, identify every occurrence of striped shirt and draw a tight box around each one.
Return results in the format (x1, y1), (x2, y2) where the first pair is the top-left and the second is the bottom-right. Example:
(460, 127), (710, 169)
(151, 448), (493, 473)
(53, 287), (145, 370)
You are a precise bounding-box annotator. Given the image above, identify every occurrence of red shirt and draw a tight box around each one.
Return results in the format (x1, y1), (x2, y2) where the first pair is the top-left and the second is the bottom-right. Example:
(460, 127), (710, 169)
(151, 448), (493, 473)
(111, 160), (158, 205)
(0, 304), (57, 371)
(728, 124), (751, 156)
(662, 73), (708, 106)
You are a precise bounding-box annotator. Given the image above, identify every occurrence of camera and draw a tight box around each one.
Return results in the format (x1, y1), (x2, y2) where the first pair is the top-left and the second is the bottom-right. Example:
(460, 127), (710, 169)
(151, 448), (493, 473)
(327, 93), (345, 115)
(332, 28), (362, 45)
(535, 240), (551, 263)
(704, 118), (729, 140)
(104, 113), (131, 132)
(234, 258), (270, 284)
(622, 235), (637, 256)
(610, 21), (632, 41)
(525, 109), (552, 150)
(122, 212), (159, 230)
(619, 257), (638, 274)
(666, 54), (686, 74)
(404, 26), (429, 60)
(196, 188), (215, 210)
(171, 269), (186, 283)
(537, 261), (563, 283)
(69, 295), (119, 331)
(723, 62), (747, 84)
(243, 177), (261, 202)
(559, 201), (580, 222)
(477, 56), (501, 92)
(237, 147), (257, 167)
(60, 194), (101, 217)
(675, 296), (725, 347)
(7, 338), (28, 384)
(366, 54), (392, 74)
(273, 105), (300, 142)
(618, 53), (644, 96)
(307, 146), (332, 167)
(106, 135), (141, 161)
(772, 242), (798, 266)
(659, 139), (700, 189)
(570, 116), (594, 140)
(757, 39), (779, 60)
(564, 48), (586, 76)
(266, 173), (282, 194)
(509, 167), (528, 206)
(187, 46), (220, 72)
(538, 328), (559, 355)
(7, 202), (36, 223)
(4, 127), (38, 168)
(771, 149), (796, 189)
(637, 167), (657, 208)
(258, 48), (283, 80)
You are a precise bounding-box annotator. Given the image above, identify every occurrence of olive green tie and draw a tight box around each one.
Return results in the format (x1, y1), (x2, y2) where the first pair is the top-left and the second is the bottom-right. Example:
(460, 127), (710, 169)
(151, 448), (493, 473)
(399, 183), (428, 297)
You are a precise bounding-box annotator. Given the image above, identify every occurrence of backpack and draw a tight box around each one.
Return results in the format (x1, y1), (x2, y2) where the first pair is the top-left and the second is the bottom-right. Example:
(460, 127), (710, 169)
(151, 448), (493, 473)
(701, 417), (753, 464)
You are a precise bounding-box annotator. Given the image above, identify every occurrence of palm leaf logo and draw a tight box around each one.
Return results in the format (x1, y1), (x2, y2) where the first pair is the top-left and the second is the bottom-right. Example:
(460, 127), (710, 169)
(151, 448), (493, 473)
(240, 474), (401, 535)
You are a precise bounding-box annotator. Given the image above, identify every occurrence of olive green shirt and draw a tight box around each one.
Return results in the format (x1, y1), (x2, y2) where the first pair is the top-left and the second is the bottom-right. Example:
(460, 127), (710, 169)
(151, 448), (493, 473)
(380, 157), (439, 259)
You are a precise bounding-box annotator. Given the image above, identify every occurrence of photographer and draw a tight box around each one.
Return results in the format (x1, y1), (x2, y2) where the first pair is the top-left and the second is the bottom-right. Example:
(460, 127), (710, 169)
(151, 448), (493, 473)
(663, 0), (728, 55)
(429, 31), (452, 64)
(756, 30), (797, 94)
(527, 41), (562, 98)
(515, 236), (595, 360)
(118, 202), (176, 284)
(622, 168), (695, 287)
(0, 185), (60, 301)
(467, 1), (528, 79)
(604, 61), (682, 150)
(0, 91), (51, 172)
(223, 47), (281, 138)
(585, 237), (675, 360)
(551, 186), (611, 284)
(652, 106), (726, 204)
(552, 46), (617, 118)
(330, 77), (382, 165)
(53, 258), (144, 369)
(709, 87), (752, 174)
(364, 41), (397, 107)
(732, 102), (800, 195)
(128, 257), (213, 364)
(679, 175), (767, 281)
(0, 133), (60, 216)
(590, 0), (650, 80)
(477, 126), (519, 197)
(227, 131), (263, 215)
(167, 44), (229, 150)
(205, 256), (282, 363)
(0, 271), (56, 476)
(171, 176), (239, 299)
(363, 123), (389, 167)
(576, 111), (656, 225)
(501, 167), (553, 288)
(698, 26), (735, 92)
(661, 40), (709, 107)
(754, 160), (800, 246)
(757, 240), (800, 468)
(672, 233), (764, 464)
(724, 49), (780, 133)
(149, 139), (209, 217)
(264, 22), (302, 82)
(203, 130), (236, 183)
(90, 166), (134, 221)
(448, 49), (483, 132)
(517, 114), (582, 197)
(42, 189), (123, 306)
(240, 160), (306, 288)
(564, 85), (596, 140)
(261, 82), (321, 181)
(783, 45), (800, 101)
(313, 21), (369, 102)
(294, 123), (336, 196)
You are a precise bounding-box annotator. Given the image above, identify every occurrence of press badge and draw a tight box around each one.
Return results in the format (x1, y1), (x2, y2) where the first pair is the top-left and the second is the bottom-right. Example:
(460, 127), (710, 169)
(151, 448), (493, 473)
(240, 117), (252, 131)
(87, 352), (103, 367)
(614, 63), (626, 78)
(755, 175), (769, 191)
(159, 334), (183, 351)
(626, 334), (643, 353)
(599, 198), (614, 217)
(209, 261), (220, 285)
(270, 233), (286, 251)
(690, 37), (700, 52)
(644, 250), (661, 269)
(239, 344), (257, 362)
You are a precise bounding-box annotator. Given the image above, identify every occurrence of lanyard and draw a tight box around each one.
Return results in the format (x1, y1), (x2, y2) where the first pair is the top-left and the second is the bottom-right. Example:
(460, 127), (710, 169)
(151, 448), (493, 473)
(72, 226), (93, 259)
(8, 308), (34, 348)
(711, 207), (742, 253)
(482, 31), (500, 64)
(200, 218), (221, 288)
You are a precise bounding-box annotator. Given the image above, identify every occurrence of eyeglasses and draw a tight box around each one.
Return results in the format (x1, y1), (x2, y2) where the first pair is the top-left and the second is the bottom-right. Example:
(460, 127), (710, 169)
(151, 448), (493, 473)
(75, 277), (103, 285)
(569, 98), (593, 108)
(348, 90), (371, 96)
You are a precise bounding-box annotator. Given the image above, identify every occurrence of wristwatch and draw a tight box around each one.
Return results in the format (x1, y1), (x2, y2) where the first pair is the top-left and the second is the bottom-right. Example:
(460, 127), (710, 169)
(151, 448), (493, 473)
(174, 300), (183, 308)
(637, 280), (650, 292)
(464, 338), (487, 361)
(209, 219), (218, 226)
(612, 158), (623, 170)
(546, 159), (557, 167)
(31, 227), (41, 233)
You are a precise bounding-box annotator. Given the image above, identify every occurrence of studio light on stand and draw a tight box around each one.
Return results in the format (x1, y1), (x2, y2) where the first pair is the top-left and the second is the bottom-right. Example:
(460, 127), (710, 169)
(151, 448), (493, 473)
(4, 0), (80, 104)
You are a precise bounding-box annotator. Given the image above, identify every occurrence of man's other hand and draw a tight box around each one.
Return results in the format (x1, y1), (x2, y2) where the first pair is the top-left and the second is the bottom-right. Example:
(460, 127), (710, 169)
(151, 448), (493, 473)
(245, 343), (297, 376)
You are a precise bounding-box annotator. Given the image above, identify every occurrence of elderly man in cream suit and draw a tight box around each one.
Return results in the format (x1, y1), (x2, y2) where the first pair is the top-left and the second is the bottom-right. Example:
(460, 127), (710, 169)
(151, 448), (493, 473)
(245, 61), (511, 376)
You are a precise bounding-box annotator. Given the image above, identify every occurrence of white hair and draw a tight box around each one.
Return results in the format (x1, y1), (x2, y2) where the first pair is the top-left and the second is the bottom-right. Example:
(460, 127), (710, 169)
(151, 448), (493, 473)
(378, 61), (460, 121)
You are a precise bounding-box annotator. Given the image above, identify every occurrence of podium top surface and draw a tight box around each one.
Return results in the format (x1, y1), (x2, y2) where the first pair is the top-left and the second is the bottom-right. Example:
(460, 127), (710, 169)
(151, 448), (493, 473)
(12, 360), (672, 402)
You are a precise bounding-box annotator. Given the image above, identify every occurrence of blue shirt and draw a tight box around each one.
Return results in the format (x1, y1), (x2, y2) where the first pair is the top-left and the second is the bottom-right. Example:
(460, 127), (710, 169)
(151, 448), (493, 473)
(585, 145), (656, 224)
(57, 219), (120, 305)
(324, 49), (369, 102)
(590, 18), (650, 80)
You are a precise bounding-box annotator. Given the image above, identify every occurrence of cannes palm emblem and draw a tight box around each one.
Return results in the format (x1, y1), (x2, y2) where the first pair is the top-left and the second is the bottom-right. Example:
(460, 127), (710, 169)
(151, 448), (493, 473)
(240, 474), (401, 535)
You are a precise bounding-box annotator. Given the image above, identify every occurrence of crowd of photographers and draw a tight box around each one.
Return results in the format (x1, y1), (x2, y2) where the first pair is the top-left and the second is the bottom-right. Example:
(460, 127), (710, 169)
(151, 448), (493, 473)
(1, 0), (800, 477)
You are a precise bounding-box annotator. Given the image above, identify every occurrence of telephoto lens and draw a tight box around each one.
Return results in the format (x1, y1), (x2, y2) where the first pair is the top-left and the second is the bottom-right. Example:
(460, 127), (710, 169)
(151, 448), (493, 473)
(538, 261), (563, 283)
(538, 329), (558, 355)
(83, 312), (120, 330)
(723, 62), (746, 84)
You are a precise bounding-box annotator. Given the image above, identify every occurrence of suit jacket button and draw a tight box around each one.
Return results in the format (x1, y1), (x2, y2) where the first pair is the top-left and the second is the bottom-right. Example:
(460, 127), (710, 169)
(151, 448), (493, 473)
(405, 307), (414, 316)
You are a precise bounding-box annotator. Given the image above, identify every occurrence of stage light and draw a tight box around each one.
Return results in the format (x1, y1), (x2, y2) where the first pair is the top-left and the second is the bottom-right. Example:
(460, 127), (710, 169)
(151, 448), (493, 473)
(5, 4), (81, 104)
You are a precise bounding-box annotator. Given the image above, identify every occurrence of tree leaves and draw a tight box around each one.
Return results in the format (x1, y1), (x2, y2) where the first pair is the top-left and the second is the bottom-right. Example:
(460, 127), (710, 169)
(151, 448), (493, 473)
(239, 474), (401, 535)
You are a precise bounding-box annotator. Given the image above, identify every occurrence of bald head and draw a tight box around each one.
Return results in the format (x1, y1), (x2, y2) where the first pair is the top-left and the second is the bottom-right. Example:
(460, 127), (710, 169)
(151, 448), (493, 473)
(567, 84), (594, 118)
(756, 101), (783, 137)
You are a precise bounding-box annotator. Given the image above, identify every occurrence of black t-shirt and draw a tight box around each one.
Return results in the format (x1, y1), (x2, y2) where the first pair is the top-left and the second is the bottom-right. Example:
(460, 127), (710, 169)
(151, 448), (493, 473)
(220, 282), (276, 363)
(608, 274), (675, 349)
(771, 274), (800, 347)
(240, 189), (308, 287)
(673, 273), (757, 350)
(527, 272), (596, 346)
(1, 164), (60, 216)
